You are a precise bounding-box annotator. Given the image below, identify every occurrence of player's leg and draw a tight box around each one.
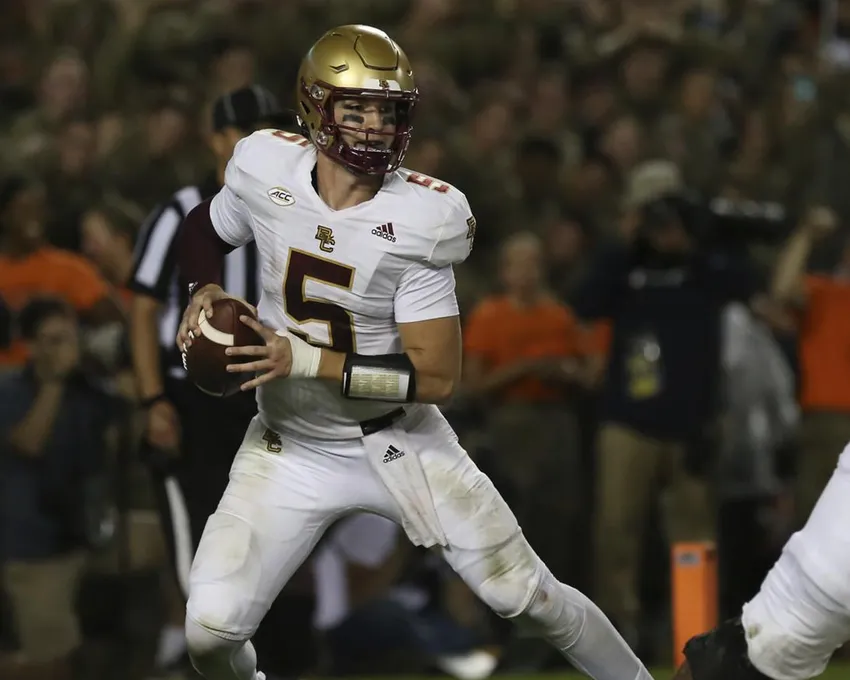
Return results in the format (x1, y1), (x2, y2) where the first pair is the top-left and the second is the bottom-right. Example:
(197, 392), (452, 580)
(682, 441), (850, 680)
(185, 419), (361, 680)
(399, 409), (653, 680)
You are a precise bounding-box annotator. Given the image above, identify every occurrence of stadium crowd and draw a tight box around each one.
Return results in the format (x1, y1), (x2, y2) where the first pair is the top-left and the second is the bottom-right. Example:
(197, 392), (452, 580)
(2, 0), (850, 679)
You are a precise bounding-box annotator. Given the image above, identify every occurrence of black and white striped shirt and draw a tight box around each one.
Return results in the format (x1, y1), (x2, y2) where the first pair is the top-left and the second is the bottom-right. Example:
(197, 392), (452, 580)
(129, 178), (261, 380)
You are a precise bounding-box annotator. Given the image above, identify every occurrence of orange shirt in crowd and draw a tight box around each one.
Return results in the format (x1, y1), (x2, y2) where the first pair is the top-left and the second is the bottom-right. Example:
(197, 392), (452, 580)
(464, 294), (589, 402)
(798, 274), (850, 412)
(0, 247), (110, 366)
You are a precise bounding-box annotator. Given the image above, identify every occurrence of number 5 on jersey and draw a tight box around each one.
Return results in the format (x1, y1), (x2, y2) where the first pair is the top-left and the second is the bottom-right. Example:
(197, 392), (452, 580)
(283, 248), (357, 353)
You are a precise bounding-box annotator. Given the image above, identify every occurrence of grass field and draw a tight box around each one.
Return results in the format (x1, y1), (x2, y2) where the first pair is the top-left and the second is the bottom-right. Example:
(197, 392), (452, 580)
(481, 667), (850, 680)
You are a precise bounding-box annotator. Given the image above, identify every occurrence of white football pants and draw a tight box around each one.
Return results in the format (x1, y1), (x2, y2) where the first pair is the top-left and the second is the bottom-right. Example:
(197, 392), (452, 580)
(186, 407), (651, 680)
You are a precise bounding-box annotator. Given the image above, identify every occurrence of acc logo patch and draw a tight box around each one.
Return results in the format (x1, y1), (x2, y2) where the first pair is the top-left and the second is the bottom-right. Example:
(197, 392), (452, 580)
(267, 186), (295, 206)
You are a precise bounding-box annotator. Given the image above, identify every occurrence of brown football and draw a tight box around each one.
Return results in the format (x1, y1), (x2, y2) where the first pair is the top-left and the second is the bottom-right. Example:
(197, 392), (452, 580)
(184, 298), (265, 397)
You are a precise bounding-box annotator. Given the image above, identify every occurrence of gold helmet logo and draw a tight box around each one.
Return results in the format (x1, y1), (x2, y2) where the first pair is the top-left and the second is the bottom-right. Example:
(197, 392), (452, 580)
(296, 25), (419, 175)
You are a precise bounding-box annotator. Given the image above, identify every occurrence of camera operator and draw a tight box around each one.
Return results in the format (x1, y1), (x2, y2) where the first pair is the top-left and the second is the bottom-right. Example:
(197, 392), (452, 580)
(573, 160), (773, 651)
(0, 298), (119, 680)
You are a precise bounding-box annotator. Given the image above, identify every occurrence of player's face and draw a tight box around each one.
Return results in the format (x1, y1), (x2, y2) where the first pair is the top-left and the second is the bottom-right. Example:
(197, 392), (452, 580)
(334, 98), (398, 150)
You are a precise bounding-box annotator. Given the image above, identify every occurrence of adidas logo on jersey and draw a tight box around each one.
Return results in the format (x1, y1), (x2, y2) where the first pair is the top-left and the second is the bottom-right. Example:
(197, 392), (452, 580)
(372, 222), (396, 242)
(383, 444), (405, 463)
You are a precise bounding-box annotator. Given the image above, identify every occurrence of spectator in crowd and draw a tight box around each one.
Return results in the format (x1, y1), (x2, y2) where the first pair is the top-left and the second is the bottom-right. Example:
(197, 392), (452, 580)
(80, 199), (145, 315)
(716, 299), (798, 619)
(771, 206), (850, 525)
(41, 115), (102, 252)
(104, 94), (201, 212)
(463, 231), (589, 582)
(6, 49), (88, 170)
(510, 135), (568, 226)
(0, 175), (123, 370)
(0, 298), (118, 680)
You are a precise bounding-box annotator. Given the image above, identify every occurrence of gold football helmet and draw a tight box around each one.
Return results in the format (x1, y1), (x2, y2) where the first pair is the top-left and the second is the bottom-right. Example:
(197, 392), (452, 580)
(296, 25), (419, 175)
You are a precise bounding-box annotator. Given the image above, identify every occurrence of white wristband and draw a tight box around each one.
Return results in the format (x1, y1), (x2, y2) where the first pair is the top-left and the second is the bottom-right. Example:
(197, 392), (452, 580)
(275, 329), (321, 378)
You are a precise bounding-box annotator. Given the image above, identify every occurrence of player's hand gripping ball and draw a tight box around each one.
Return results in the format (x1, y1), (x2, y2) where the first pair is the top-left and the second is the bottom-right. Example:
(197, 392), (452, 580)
(224, 317), (298, 391)
(180, 295), (264, 397)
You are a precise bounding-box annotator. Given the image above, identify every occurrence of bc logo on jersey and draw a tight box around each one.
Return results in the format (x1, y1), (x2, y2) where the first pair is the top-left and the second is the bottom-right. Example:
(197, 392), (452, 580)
(315, 225), (336, 253)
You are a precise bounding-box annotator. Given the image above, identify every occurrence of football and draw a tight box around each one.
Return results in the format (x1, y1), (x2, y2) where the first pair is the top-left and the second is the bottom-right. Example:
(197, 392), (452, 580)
(184, 298), (265, 397)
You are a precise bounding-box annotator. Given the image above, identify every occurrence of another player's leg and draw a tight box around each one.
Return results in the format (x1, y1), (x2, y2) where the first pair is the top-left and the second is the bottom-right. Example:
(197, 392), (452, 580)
(184, 420), (367, 680)
(680, 442), (850, 680)
(406, 410), (652, 680)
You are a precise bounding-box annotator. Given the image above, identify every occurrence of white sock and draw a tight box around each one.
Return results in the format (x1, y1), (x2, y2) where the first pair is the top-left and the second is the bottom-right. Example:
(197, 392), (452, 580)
(523, 570), (652, 680)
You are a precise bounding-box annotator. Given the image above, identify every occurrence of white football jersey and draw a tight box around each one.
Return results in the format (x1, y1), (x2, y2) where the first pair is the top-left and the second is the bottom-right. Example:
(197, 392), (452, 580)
(209, 129), (476, 440)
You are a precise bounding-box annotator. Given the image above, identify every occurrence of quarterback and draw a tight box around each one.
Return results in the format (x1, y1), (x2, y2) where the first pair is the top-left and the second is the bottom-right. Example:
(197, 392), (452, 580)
(176, 25), (652, 680)
(678, 440), (850, 680)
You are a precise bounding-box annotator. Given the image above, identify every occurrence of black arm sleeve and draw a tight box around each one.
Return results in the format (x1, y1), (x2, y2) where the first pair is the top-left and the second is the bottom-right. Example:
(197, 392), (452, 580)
(177, 198), (236, 292)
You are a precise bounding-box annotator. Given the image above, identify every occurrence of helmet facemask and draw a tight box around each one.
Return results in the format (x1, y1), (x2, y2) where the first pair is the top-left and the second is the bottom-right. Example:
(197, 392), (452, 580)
(299, 79), (418, 175)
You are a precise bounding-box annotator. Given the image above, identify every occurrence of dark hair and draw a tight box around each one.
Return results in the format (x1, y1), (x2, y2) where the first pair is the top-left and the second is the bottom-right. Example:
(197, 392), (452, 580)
(18, 297), (75, 341)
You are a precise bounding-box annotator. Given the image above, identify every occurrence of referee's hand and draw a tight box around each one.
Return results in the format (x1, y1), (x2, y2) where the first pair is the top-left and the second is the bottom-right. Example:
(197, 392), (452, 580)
(176, 284), (231, 352)
(145, 399), (180, 452)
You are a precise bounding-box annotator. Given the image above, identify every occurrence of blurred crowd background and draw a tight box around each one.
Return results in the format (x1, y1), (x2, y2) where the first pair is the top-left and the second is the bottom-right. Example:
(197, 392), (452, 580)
(3, 0), (850, 679)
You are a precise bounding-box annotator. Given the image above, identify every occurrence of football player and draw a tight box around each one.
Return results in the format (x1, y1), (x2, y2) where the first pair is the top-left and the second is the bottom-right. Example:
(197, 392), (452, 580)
(175, 25), (653, 680)
(677, 441), (850, 680)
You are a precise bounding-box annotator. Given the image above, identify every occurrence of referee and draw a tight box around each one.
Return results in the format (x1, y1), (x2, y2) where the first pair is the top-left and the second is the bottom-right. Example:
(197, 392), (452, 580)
(129, 86), (314, 679)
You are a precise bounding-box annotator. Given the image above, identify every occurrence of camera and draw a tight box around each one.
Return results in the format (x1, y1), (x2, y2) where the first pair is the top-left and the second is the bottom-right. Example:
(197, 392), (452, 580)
(639, 190), (789, 247)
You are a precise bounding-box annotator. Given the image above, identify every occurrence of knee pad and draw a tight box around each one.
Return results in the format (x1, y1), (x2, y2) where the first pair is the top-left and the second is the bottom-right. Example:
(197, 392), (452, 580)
(511, 568), (586, 649)
(472, 534), (542, 619)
